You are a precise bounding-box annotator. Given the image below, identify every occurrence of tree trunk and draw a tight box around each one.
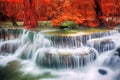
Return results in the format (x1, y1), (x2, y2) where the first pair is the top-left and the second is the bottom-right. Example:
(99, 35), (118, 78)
(11, 17), (18, 26)
(12, 20), (18, 26)
(94, 0), (104, 27)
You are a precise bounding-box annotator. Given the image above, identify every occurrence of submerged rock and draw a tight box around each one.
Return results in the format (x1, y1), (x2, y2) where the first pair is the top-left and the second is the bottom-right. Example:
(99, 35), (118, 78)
(98, 69), (107, 75)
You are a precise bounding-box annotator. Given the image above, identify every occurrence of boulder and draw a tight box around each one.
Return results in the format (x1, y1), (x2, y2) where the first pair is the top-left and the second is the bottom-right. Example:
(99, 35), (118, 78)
(36, 47), (98, 69)
(98, 69), (107, 75)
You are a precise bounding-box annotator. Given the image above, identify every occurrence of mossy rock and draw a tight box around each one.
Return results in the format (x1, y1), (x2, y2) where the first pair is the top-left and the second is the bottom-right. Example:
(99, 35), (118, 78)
(59, 21), (79, 30)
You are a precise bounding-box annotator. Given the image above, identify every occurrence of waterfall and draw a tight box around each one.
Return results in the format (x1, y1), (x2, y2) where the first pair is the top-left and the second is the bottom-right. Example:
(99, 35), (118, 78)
(45, 30), (118, 49)
(0, 29), (120, 70)
(34, 47), (98, 68)
(87, 33), (120, 53)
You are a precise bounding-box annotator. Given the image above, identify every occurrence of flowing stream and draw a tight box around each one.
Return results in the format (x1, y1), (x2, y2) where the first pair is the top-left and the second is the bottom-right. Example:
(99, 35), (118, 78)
(0, 29), (120, 80)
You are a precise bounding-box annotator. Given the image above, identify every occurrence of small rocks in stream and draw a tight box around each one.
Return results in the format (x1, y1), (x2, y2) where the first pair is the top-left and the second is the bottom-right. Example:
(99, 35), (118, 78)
(98, 69), (107, 75)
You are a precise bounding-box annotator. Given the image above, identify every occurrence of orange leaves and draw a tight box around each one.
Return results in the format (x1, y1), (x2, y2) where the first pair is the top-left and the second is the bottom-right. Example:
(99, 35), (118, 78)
(86, 20), (99, 27)
(99, 0), (120, 28)
(23, 0), (38, 29)
(1, 0), (22, 3)
(52, 20), (59, 27)
(100, 0), (118, 16)
(0, 0), (24, 21)
(50, 0), (83, 27)
(1, 0), (120, 28)
(43, 0), (50, 4)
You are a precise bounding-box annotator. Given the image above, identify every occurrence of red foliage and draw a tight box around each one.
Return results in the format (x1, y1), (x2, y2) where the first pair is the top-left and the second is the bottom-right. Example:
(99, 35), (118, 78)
(99, 0), (120, 28)
(51, 0), (99, 27)
(50, 0), (120, 28)
(0, 0), (23, 21)
(1, 0), (22, 3)
(1, 0), (120, 28)
(23, 0), (38, 29)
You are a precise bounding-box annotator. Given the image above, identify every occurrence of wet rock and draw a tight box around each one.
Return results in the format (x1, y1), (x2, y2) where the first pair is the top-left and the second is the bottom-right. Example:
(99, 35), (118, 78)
(91, 30), (118, 38)
(0, 29), (22, 40)
(115, 47), (120, 57)
(36, 47), (98, 69)
(2, 52), (9, 56)
(0, 40), (20, 54)
(46, 35), (84, 48)
(87, 38), (115, 53)
(98, 69), (107, 75)
(45, 30), (118, 49)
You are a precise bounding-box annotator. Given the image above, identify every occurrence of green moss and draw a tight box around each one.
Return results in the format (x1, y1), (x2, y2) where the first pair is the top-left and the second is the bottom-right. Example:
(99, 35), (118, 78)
(1, 21), (116, 34)
(44, 28), (110, 36)
(79, 28), (109, 33)
(59, 21), (79, 29)
(45, 29), (79, 35)
(60, 21), (77, 26)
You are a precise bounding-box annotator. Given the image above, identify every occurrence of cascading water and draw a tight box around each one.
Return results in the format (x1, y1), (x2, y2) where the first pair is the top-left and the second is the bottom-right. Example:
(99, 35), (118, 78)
(45, 30), (118, 48)
(0, 29), (99, 68)
(0, 29), (120, 80)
